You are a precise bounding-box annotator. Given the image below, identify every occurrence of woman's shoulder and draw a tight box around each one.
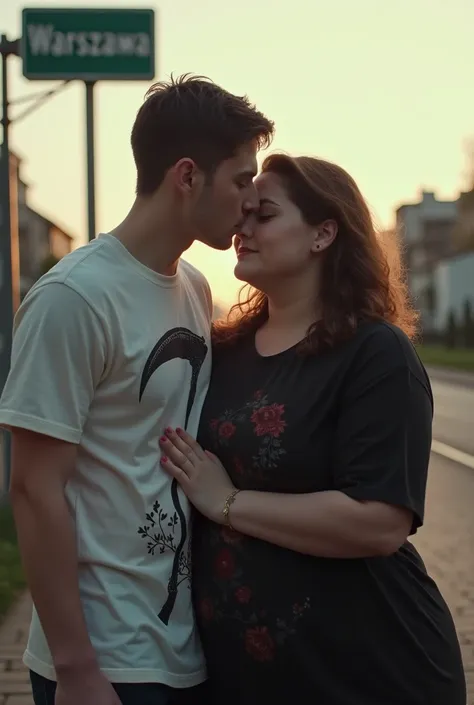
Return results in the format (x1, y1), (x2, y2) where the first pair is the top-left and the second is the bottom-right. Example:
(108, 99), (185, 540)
(346, 320), (431, 392)
(353, 320), (416, 355)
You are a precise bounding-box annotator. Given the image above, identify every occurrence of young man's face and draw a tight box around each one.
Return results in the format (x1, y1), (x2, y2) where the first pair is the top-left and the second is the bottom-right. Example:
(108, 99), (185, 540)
(193, 141), (259, 251)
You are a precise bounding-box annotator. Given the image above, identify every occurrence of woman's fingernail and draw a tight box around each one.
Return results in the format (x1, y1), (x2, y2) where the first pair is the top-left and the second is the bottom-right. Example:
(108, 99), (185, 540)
(160, 436), (167, 444)
(161, 456), (168, 463)
(176, 427), (184, 436)
(165, 427), (173, 436)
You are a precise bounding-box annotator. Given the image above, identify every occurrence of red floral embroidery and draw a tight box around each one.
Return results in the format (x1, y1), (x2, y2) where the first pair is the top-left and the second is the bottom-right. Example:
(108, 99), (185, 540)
(235, 586), (252, 604)
(200, 392), (309, 657)
(233, 456), (245, 475)
(251, 404), (286, 438)
(219, 421), (236, 439)
(215, 548), (235, 580)
(198, 598), (214, 622)
(245, 626), (275, 662)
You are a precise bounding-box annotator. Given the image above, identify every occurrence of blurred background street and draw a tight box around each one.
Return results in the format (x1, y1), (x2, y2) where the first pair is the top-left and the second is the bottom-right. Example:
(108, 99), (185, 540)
(430, 369), (474, 456)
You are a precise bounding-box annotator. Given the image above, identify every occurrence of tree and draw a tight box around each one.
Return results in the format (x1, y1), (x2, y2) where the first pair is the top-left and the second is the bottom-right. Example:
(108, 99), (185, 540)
(462, 298), (474, 348)
(453, 138), (474, 253)
(462, 136), (474, 192)
(445, 309), (458, 349)
(425, 282), (436, 314)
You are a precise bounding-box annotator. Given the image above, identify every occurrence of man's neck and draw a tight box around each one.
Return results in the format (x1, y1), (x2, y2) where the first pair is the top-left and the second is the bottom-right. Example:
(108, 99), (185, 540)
(111, 197), (193, 275)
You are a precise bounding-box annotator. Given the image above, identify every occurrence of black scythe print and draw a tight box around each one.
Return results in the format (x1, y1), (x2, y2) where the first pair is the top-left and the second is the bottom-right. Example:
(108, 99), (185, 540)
(139, 326), (208, 625)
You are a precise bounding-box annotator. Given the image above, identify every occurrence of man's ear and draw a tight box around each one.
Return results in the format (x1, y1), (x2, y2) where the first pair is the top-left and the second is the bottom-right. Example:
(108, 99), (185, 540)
(170, 158), (204, 195)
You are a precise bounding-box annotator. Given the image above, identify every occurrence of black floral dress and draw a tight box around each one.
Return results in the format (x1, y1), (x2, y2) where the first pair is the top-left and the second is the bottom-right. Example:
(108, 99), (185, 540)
(192, 322), (466, 705)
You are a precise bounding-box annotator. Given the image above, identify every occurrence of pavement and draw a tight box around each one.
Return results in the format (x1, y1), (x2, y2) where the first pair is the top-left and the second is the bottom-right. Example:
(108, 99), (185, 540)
(412, 452), (474, 702)
(0, 436), (5, 500)
(1, 365), (474, 704)
(430, 373), (474, 458)
(0, 593), (33, 704)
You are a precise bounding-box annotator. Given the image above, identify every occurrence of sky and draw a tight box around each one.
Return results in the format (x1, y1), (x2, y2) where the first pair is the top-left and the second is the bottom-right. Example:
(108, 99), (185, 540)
(2, 0), (473, 305)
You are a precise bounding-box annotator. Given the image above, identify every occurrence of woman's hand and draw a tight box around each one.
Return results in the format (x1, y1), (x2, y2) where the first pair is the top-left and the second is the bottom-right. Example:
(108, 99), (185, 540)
(159, 427), (235, 524)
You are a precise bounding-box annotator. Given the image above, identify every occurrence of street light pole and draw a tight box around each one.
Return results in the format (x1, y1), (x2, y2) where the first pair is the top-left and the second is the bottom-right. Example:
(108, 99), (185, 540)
(0, 34), (20, 492)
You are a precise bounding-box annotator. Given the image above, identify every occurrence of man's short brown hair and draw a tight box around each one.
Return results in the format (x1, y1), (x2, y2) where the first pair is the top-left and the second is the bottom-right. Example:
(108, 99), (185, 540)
(131, 74), (274, 196)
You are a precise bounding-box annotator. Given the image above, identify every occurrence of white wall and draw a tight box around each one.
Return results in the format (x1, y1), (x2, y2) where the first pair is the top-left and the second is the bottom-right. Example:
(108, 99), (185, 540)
(396, 191), (459, 324)
(432, 252), (474, 332)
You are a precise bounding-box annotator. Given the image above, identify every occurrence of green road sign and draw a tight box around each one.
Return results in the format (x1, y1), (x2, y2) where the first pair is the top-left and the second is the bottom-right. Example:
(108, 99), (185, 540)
(21, 7), (155, 81)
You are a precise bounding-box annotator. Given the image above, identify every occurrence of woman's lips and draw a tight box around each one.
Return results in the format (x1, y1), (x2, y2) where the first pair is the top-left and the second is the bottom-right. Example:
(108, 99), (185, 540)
(237, 247), (257, 257)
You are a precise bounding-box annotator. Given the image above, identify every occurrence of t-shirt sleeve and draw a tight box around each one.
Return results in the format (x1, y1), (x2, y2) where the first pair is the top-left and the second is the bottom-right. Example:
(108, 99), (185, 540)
(0, 282), (107, 444)
(333, 335), (433, 533)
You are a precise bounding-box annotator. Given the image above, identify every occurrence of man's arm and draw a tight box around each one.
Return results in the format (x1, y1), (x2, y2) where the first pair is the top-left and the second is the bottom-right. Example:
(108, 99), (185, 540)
(10, 430), (97, 675)
(0, 282), (110, 684)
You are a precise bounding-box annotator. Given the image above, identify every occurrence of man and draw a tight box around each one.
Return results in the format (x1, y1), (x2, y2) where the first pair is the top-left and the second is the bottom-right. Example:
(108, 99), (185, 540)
(0, 74), (274, 705)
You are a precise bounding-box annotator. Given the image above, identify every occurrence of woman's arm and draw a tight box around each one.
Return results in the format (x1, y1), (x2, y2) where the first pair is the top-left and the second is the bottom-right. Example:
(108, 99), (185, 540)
(161, 338), (432, 560)
(227, 489), (413, 558)
(227, 357), (432, 558)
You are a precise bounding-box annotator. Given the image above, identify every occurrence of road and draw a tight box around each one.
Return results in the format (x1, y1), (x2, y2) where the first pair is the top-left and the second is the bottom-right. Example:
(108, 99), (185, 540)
(429, 368), (474, 457)
(416, 368), (474, 703)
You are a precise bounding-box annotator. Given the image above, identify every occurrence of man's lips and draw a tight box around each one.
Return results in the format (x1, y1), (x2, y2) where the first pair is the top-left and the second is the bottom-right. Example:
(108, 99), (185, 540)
(237, 246), (257, 255)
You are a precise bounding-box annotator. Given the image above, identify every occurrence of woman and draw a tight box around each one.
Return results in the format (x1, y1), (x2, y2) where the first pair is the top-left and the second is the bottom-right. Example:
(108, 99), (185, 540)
(159, 155), (466, 705)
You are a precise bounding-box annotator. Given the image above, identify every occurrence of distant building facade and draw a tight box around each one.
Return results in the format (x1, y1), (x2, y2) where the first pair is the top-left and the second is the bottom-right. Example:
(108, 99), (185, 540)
(429, 252), (474, 334)
(453, 188), (474, 254)
(396, 191), (458, 332)
(1, 149), (74, 299)
(396, 189), (474, 338)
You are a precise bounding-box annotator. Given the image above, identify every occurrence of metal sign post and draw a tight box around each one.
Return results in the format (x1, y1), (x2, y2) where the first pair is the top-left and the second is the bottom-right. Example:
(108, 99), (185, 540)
(0, 35), (20, 493)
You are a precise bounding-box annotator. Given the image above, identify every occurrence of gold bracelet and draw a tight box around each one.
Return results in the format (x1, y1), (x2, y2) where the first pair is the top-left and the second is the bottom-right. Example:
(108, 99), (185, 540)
(222, 489), (241, 530)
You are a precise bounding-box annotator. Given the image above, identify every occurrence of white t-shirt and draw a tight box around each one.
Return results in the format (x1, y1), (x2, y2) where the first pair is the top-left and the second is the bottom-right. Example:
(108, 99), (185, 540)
(0, 234), (213, 686)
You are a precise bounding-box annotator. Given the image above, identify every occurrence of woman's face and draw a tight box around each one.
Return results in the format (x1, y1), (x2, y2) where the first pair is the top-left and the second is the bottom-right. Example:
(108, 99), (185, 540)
(233, 171), (331, 291)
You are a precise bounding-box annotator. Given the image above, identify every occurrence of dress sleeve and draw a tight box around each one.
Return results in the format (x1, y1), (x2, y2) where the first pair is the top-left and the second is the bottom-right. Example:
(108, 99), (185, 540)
(0, 281), (108, 444)
(333, 333), (433, 533)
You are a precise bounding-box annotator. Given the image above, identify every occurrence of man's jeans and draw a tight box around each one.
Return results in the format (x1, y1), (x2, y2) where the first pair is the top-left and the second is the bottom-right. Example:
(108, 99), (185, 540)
(30, 670), (210, 705)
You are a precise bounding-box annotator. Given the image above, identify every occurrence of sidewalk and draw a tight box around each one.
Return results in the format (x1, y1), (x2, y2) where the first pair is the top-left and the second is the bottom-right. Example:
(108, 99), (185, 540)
(427, 364), (474, 389)
(0, 593), (33, 704)
(0, 435), (5, 500)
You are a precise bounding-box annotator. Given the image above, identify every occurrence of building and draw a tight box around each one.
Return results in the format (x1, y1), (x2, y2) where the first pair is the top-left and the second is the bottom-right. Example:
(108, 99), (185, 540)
(395, 190), (458, 330)
(19, 204), (74, 297)
(453, 188), (474, 254)
(1, 148), (74, 299)
(395, 187), (474, 339)
(429, 252), (474, 335)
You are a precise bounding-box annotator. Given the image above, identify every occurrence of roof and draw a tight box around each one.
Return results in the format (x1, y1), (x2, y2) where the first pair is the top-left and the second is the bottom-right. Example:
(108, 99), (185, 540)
(25, 205), (74, 240)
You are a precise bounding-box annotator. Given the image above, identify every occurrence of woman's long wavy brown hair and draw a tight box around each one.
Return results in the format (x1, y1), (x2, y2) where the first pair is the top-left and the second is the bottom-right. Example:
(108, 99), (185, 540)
(213, 154), (418, 352)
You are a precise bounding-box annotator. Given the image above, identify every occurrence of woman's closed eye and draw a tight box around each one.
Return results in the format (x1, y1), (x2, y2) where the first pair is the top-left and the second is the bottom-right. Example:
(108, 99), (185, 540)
(257, 213), (274, 223)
